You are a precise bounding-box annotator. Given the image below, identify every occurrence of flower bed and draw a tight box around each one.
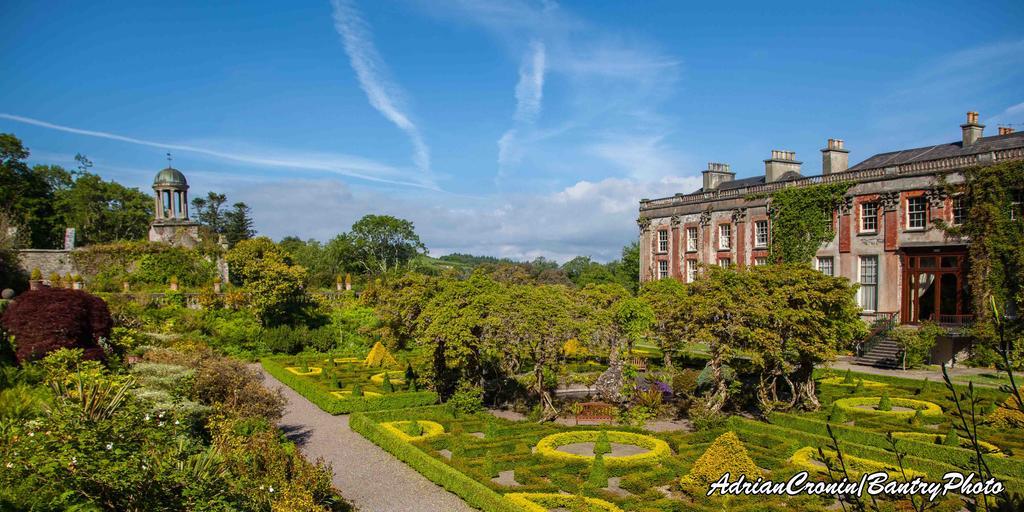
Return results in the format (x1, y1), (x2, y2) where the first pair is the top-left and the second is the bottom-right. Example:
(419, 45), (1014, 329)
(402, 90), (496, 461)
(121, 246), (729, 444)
(285, 366), (323, 376)
(832, 396), (942, 419)
(504, 492), (623, 512)
(892, 432), (1003, 456)
(381, 420), (446, 442)
(534, 430), (671, 468)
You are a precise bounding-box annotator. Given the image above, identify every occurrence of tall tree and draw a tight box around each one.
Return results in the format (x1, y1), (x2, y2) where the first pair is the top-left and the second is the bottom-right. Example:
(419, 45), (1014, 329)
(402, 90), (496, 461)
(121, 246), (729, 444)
(0, 134), (63, 248)
(55, 171), (152, 244)
(348, 215), (426, 274)
(225, 237), (308, 326)
(223, 202), (255, 247)
(191, 192), (228, 234)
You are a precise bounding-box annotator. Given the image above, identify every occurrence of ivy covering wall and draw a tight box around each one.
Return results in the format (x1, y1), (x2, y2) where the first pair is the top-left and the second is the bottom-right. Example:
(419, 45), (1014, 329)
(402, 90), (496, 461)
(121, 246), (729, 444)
(940, 160), (1024, 366)
(766, 182), (851, 264)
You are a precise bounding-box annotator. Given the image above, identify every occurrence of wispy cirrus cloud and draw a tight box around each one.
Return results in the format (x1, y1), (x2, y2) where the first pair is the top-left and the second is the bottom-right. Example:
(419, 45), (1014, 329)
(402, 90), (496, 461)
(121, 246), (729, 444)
(424, 0), (686, 188)
(0, 113), (437, 189)
(330, 0), (432, 180)
(498, 40), (547, 173)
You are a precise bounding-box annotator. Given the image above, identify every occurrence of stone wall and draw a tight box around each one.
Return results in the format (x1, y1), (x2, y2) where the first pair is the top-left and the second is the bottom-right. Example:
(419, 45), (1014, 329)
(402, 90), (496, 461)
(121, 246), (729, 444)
(17, 249), (80, 278)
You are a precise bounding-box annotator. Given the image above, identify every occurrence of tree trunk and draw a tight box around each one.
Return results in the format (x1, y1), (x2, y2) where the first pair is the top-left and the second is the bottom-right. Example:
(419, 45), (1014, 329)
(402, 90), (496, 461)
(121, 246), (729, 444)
(792, 360), (820, 411)
(535, 365), (558, 422)
(703, 352), (729, 413)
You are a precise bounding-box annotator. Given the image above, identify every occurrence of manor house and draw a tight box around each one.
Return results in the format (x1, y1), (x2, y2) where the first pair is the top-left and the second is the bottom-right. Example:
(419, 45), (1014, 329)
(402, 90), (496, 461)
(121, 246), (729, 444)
(638, 112), (1023, 331)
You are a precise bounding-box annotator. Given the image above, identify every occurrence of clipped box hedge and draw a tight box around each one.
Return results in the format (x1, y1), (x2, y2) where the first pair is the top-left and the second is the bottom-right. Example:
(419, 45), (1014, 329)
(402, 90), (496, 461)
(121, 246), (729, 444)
(350, 407), (527, 512)
(732, 417), (1024, 493)
(767, 412), (1024, 481)
(534, 430), (671, 468)
(261, 358), (438, 414)
(832, 396), (943, 419)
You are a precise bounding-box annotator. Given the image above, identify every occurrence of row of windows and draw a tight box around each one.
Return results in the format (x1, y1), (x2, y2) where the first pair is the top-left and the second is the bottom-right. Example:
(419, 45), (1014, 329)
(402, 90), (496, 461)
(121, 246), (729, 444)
(657, 220), (770, 253)
(857, 196), (969, 233)
(663, 253), (877, 311)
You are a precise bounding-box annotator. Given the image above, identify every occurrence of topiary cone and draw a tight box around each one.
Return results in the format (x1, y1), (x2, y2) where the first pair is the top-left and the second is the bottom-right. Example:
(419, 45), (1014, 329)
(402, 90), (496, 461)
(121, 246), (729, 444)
(681, 431), (760, 488)
(878, 391), (892, 411)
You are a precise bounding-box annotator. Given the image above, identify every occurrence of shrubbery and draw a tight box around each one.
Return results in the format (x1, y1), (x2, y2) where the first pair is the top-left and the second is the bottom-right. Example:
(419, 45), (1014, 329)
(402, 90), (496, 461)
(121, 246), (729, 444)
(0, 287), (113, 363)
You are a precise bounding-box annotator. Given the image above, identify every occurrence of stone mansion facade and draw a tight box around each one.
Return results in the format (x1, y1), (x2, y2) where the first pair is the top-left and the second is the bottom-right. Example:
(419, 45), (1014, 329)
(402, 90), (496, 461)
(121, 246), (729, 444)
(638, 112), (1024, 326)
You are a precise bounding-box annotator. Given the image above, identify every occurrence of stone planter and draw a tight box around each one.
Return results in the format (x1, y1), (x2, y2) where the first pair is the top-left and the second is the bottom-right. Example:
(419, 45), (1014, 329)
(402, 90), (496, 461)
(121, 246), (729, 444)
(29, 280), (43, 290)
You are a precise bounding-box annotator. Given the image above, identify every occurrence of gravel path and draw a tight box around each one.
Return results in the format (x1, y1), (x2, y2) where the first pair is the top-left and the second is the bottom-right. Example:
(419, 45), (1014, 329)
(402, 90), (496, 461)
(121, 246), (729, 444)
(257, 366), (476, 512)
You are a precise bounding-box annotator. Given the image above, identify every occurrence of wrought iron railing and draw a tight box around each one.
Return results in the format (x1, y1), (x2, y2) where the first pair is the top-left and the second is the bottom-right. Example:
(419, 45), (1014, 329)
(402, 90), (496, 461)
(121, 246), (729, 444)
(856, 311), (899, 357)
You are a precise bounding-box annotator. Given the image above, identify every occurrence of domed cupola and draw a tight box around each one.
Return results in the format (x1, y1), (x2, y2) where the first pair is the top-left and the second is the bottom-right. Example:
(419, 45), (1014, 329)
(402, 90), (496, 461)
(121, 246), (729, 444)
(152, 162), (191, 222)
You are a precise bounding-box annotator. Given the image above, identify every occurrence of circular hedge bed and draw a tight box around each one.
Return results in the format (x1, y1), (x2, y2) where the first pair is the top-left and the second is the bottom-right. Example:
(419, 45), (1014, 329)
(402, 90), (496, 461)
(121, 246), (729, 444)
(892, 431), (1003, 456)
(833, 396), (942, 419)
(788, 446), (925, 479)
(535, 430), (670, 468)
(504, 492), (623, 512)
(381, 420), (445, 442)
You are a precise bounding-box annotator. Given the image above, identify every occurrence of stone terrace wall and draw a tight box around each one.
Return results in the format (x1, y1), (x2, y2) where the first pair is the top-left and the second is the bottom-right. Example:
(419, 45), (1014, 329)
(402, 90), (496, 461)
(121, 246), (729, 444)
(17, 249), (79, 277)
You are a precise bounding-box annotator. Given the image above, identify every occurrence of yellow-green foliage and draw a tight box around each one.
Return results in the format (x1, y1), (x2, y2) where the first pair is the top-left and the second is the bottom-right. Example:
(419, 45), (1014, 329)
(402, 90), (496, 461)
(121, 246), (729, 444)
(504, 493), (623, 512)
(534, 430), (671, 468)
(891, 432), (1003, 456)
(988, 397), (1024, 428)
(364, 341), (399, 368)
(681, 431), (760, 488)
(788, 446), (925, 479)
(833, 396), (943, 419)
(285, 367), (323, 376)
(818, 376), (887, 388)
(381, 420), (445, 442)
(329, 390), (382, 399)
(561, 338), (588, 358)
(370, 371), (406, 386)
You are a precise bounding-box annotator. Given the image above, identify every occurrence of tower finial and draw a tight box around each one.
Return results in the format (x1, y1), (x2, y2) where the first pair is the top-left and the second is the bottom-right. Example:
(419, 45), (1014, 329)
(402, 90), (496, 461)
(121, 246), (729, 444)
(166, 152), (173, 166)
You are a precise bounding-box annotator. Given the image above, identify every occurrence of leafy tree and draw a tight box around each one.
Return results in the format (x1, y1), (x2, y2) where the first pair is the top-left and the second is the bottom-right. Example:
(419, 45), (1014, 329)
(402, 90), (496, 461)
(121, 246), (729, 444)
(348, 215), (426, 274)
(416, 272), (501, 398)
(747, 264), (864, 411)
(223, 202), (255, 247)
(485, 283), (577, 420)
(615, 241), (641, 293)
(225, 237), (309, 326)
(639, 277), (695, 368)
(359, 273), (442, 349)
(0, 134), (63, 247)
(55, 170), (152, 244)
(190, 192), (228, 234)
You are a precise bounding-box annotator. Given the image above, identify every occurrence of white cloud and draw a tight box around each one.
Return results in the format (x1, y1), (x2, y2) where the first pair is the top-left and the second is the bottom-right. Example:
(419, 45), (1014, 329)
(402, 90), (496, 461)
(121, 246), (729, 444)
(240, 175), (701, 263)
(514, 40), (546, 123)
(0, 112), (435, 189)
(330, 0), (433, 178)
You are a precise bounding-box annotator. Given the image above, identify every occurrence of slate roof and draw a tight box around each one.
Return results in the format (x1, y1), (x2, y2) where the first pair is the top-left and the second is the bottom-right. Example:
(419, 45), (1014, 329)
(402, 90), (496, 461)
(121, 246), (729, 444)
(847, 130), (1024, 172)
(692, 171), (802, 194)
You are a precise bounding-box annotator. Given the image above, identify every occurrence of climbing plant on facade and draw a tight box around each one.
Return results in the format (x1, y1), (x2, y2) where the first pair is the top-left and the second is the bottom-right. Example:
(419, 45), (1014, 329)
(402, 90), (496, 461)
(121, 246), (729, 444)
(938, 160), (1024, 366)
(765, 182), (851, 264)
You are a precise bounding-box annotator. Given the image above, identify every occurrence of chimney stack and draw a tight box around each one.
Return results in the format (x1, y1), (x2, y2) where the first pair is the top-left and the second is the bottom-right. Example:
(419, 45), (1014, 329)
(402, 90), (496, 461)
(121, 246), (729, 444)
(821, 139), (849, 175)
(961, 111), (984, 147)
(702, 162), (735, 191)
(764, 150), (801, 183)
(998, 127), (1015, 136)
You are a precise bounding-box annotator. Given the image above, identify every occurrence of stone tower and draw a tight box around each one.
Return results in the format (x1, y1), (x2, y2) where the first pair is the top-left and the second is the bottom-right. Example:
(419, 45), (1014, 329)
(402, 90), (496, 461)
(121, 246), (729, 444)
(148, 166), (201, 247)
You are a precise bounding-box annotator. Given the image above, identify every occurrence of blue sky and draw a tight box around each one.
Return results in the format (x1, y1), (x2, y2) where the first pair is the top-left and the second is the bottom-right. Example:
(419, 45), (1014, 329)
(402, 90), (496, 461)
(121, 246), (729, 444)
(2, 0), (1023, 261)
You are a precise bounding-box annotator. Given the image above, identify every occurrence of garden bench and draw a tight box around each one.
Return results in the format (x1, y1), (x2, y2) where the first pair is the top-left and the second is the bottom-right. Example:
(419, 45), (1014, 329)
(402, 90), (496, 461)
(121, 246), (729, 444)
(628, 355), (647, 371)
(575, 401), (614, 425)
